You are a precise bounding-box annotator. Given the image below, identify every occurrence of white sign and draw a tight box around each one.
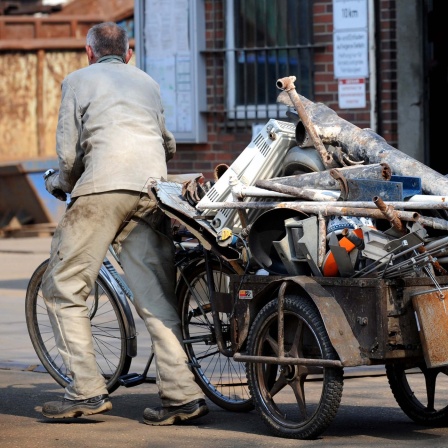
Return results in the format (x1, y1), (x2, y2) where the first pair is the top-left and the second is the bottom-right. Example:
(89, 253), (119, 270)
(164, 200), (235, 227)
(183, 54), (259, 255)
(333, 0), (368, 30)
(137, 0), (207, 142)
(338, 78), (366, 108)
(333, 30), (368, 78)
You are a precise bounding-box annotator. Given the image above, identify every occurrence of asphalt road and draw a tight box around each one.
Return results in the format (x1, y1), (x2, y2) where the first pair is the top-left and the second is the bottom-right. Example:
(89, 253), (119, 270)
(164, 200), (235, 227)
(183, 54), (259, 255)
(1, 236), (448, 447)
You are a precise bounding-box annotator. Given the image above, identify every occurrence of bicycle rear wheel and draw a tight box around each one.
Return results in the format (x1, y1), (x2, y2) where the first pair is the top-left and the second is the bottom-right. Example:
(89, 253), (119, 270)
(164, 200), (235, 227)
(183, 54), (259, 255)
(25, 259), (132, 393)
(177, 260), (254, 412)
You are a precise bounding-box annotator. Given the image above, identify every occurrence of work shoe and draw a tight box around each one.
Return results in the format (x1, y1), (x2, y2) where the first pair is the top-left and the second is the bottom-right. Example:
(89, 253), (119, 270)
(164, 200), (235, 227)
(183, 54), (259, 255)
(42, 394), (112, 418)
(143, 398), (208, 426)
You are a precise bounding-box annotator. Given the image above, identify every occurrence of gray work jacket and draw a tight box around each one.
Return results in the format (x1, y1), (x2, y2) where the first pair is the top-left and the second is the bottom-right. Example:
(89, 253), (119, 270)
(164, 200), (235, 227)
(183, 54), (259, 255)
(52, 55), (176, 198)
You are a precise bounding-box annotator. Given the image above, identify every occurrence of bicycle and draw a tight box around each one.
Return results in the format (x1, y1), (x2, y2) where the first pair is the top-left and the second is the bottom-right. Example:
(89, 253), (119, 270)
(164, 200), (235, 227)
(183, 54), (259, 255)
(25, 225), (253, 412)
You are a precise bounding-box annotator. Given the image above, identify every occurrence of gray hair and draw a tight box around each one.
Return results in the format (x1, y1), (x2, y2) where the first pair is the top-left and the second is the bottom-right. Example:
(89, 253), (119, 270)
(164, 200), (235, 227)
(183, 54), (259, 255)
(86, 22), (129, 61)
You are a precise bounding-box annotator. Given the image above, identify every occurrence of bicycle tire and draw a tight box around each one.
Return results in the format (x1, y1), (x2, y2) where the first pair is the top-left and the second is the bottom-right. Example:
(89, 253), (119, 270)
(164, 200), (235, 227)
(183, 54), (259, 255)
(177, 260), (254, 412)
(25, 259), (132, 393)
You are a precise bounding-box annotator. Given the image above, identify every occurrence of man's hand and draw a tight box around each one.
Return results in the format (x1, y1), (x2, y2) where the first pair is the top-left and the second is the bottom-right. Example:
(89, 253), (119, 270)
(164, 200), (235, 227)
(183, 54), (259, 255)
(44, 169), (67, 202)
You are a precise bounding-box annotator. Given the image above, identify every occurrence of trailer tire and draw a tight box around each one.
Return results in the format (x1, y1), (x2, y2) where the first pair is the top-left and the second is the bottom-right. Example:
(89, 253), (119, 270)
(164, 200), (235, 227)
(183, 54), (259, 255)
(246, 295), (343, 440)
(386, 361), (448, 426)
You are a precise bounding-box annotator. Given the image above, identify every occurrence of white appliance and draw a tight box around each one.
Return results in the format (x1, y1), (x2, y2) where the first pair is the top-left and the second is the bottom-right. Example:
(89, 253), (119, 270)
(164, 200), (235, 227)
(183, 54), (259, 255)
(197, 119), (297, 232)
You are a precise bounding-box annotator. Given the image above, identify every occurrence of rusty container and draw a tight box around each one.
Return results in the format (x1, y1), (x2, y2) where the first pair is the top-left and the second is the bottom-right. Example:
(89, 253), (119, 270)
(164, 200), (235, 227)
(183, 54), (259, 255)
(411, 287), (448, 368)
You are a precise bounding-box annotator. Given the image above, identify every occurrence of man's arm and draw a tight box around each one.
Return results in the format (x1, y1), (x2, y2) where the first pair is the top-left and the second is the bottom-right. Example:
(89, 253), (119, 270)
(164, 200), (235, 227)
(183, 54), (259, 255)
(54, 79), (85, 193)
(43, 168), (67, 201)
(158, 109), (176, 162)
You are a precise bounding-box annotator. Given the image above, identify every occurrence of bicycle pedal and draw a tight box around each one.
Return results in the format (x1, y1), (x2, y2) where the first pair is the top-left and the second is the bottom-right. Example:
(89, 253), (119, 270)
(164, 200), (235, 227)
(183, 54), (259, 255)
(118, 373), (142, 386)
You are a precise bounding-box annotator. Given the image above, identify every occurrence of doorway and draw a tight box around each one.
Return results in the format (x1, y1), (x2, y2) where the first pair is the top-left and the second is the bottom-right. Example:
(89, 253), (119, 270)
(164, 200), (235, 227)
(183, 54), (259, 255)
(426, 0), (448, 175)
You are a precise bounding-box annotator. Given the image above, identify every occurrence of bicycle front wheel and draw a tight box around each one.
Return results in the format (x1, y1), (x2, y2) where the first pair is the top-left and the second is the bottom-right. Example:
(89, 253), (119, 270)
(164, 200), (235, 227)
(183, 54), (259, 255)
(25, 259), (132, 393)
(177, 260), (253, 412)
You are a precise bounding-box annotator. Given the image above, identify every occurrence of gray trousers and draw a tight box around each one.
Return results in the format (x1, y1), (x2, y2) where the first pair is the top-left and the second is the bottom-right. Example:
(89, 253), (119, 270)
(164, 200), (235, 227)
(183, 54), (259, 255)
(42, 191), (204, 406)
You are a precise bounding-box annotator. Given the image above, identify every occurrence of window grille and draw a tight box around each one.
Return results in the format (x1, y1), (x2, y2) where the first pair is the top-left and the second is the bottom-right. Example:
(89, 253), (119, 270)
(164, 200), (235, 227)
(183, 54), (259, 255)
(204, 0), (315, 131)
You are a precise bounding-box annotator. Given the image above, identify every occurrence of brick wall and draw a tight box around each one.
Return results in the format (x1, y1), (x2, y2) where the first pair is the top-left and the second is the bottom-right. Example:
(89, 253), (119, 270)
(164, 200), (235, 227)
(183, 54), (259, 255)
(375, 0), (398, 145)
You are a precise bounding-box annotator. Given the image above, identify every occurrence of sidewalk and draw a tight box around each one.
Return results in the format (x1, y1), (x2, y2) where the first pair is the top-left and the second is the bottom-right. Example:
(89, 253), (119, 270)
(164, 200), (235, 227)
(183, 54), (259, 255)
(0, 236), (51, 371)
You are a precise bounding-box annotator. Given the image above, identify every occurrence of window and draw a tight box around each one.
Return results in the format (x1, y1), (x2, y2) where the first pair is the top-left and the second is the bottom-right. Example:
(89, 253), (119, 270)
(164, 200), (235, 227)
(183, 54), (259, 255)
(226, 0), (314, 122)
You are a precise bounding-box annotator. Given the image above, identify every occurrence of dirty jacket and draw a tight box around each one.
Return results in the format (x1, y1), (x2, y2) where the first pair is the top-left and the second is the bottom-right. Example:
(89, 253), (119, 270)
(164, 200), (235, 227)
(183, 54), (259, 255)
(53, 55), (176, 198)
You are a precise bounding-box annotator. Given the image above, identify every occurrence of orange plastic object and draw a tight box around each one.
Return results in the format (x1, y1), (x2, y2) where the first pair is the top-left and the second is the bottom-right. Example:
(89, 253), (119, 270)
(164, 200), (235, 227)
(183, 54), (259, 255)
(323, 228), (364, 277)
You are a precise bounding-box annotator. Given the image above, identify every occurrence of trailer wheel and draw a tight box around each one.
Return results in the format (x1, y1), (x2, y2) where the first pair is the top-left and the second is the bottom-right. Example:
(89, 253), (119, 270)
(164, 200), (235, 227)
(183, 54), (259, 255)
(246, 295), (343, 440)
(386, 361), (448, 425)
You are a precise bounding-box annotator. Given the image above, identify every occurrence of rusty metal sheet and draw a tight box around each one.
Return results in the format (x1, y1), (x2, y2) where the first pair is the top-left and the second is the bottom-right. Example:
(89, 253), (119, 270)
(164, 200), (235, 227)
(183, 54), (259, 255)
(345, 179), (403, 201)
(242, 275), (365, 366)
(288, 276), (363, 366)
(318, 276), (423, 359)
(412, 288), (448, 368)
(0, 53), (38, 159)
(0, 50), (86, 162)
(390, 175), (422, 198)
(231, 293), (251, 351)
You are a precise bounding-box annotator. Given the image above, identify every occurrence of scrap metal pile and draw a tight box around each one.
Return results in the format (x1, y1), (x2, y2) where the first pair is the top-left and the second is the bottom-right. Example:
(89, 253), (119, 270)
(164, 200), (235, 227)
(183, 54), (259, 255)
(158, 76), (448, 281)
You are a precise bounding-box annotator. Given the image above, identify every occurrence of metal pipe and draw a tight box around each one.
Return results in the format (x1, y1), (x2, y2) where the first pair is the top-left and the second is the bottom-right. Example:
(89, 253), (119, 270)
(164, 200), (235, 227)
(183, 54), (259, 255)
(230, 184), (295, 199)
(277, 76), (338, 170)
(253, 182), (339, 201)
(318, 212), (327, 267)
(276, 86), (448, 196)
(277, 282), (287, 358)
(233, 353), (343, 367)
(229, 176), (249, 229)
(214, 163), (229, 181)
(353, 241), (424, 278)
(408, 195), (448, 203)
(425, 236), (448, 251)
(373, 196), (406, 234)
(279, 205), (448, 232)
(257, 163), (391, 191)
(373, 196), (448, 275)
(197, 200), (448, 211)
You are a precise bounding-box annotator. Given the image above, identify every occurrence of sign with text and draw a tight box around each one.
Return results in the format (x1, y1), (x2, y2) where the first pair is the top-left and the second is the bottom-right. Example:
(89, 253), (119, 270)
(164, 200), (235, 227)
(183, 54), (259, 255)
(333, 0), (368, 79)
(338, 78), (366, 108)
(333, 30), (368, 78)
(135, 0), (207, 142)
(333, 0), (368, 30)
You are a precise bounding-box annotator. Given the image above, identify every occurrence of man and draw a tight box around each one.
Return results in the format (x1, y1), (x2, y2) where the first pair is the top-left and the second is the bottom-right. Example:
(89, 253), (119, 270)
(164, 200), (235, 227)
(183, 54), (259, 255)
(41, 21), (208, 426)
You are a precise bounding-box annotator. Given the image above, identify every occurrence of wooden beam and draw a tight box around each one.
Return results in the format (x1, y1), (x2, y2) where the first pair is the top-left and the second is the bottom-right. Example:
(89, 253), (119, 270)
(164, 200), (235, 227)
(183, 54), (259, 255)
(0, 37), (135, 51)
